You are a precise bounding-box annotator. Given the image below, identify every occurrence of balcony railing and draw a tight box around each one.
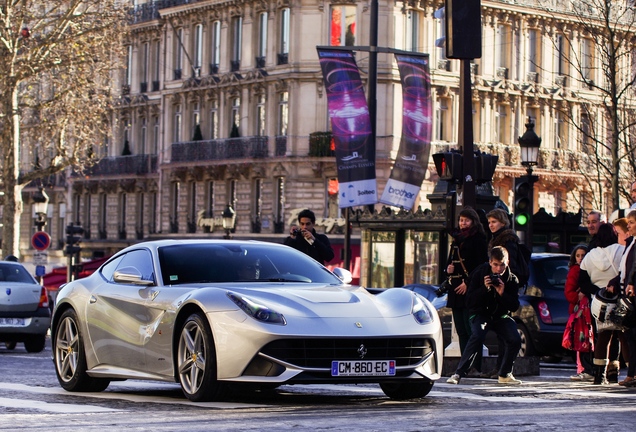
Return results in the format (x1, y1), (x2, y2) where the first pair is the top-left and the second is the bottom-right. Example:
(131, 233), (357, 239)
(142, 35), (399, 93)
(275, 135), (287, 156)
(74, 154), (158, 177)
(129, 0), (204, 24)
(171, 137), (269, 162)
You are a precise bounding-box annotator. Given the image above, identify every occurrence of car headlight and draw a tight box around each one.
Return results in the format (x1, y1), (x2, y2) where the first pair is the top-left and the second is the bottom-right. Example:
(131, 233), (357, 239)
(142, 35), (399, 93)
(227, 292), (287, 325)
(412, 294), (435, 325)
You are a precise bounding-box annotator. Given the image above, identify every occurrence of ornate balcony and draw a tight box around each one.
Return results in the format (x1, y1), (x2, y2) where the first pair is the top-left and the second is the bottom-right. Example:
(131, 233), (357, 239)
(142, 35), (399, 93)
(74, 155), (158, 177)
(171, 137), (269, 163)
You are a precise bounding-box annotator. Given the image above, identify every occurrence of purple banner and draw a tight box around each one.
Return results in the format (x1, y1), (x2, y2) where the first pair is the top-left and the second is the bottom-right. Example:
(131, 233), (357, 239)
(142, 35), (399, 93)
(380, 53), (432, 210)
(317, 48), (377, 208)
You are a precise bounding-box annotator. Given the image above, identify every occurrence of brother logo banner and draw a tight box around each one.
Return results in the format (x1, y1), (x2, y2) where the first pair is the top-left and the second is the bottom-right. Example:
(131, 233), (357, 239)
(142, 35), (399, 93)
(380, 179), (421, 209)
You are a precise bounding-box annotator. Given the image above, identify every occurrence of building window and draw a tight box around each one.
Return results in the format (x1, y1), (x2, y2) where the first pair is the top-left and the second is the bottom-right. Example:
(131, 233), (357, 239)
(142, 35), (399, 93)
(232, 17), (242, 70)
(581, 113), (592, 152)
(257, 12), (268, 65)
(274, 176), (285, 233)
(495, 104), (508, 144)
(119, 193), (127, 239)
(496, 25), (510, 72)
(140, 117), (147, 154)
(207, 181), (215, 217)
(83, 194), (91, 238)
(136, 193), (144, 239)
(174, 104), (182, 143)
(153, 116), (159, 154)
(231, 97), (240, 134)
(209, 100), (219, 139)
(256, 95), (266, 136)
(174, 28), (183, 79)
(194, 23), (203, 75)
(279, 7), (290, 64)
(192, 101), (200, 138)
(330, 5), (356, 46)
(149, 192), (157, 234)
(126, 45), (132, 87)
(554, 110), (567, 149)
(187, 182), (197, 233)
(141, 42), (149, 92)
(170, 182), (179, 233)
(153, 40), (160, 90)
(528, 29), (540, 75)
(555, 34), (568, 77)
(435, 12), (447, 65)
(228, 179), (238, 211)
(581, 37), (594, 82)
(210, 20), (221, 74)
(435, 98), (449, 141)
(405, 10), (421, 52)
(253, 178), (262, 233)
(278, 92), (288, 135)
(98, 193), (107, 239)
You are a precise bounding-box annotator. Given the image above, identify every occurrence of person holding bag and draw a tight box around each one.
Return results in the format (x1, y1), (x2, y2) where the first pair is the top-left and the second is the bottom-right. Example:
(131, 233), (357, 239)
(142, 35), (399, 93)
(563, 245), (593, 381)
(444, 207), (488, 374)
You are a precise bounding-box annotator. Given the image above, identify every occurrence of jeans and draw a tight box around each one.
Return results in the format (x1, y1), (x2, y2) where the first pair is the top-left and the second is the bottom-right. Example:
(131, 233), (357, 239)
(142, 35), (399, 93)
(452, 307), (482, 371)
(455, 314), (521, 377)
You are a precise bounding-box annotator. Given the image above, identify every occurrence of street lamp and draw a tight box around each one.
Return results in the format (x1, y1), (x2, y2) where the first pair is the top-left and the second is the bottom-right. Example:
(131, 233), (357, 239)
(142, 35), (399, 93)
(222, 204), (236, 239)
(516, 119), (542, 248)
(32, 186), (49, 231)
(518, 119), (542, 175)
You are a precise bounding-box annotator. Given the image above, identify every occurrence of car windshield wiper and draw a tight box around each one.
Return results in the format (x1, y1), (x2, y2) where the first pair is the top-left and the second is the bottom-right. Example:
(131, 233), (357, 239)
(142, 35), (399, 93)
(264, 274), (312, 283)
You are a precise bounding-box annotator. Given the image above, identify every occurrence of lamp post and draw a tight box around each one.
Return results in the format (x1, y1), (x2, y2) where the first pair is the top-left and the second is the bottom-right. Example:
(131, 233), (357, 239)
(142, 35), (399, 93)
(516, 119), (541, 248)
(222, 204), (236, 239)
(32, 187), (49, 232)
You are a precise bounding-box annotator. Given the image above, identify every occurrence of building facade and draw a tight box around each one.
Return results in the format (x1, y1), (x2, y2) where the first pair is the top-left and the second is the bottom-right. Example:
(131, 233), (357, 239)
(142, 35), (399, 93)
(14, 0), (636, 268)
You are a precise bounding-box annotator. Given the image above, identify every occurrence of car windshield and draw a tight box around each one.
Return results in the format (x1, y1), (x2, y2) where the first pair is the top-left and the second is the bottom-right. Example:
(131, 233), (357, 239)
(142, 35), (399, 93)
(0, 263), (37, 284)
(157, 243), (343, 286)
(532, 257), (570, 290)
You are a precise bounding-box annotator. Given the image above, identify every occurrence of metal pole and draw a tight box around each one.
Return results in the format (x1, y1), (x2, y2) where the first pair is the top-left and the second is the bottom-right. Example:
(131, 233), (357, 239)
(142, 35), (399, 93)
(344, 209), (351, 269)
(458, 59), (475, 208)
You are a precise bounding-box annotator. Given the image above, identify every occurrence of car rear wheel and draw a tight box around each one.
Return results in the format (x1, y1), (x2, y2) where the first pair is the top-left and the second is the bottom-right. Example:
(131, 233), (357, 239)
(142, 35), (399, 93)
(24, 335), (46, 353)
(379, 380), (434, 400)
(516, 323), (536, 357)
(53, 309), (110, 392)
(4, 342), (17, 350)
(177, 313), (224, 402)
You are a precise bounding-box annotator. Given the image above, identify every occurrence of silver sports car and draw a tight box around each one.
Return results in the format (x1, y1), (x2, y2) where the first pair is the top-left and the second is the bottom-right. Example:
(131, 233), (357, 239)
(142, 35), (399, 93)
(51, 240), (443, 401)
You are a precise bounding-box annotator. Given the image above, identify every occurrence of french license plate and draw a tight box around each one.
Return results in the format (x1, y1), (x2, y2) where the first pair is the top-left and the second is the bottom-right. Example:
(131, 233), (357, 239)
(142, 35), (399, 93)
(0, 317), (25, 327)
(331, 360), (396, 377)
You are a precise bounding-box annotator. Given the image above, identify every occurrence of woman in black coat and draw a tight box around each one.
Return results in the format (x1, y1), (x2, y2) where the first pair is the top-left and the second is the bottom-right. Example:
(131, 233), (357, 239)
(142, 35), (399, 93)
(445, 207), (488, 370)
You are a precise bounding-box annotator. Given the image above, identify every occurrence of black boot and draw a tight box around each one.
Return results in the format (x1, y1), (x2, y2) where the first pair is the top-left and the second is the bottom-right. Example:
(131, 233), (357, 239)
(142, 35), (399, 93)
(593, 360), (609, 385)
(607, 360), (620, 384)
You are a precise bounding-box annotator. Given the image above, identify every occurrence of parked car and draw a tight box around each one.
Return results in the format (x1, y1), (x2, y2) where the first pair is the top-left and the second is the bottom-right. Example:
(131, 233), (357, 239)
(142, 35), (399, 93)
(0, 260), (51, 352)
(51, 240), (443, 401)
(400, 253), (571, 362)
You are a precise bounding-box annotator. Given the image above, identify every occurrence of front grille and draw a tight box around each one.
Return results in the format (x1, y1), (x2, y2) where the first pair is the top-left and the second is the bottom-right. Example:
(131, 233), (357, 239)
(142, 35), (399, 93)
(261, 338), (432, 368)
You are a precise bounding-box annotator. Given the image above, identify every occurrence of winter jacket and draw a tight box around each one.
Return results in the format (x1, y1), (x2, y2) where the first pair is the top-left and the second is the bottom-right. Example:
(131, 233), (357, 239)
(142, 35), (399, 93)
(578, 243), (624, 297)
(284, 229), (334, 265)
(564, 264), (581, 314)
(466, 262), (520, 319)
(445, 229), (488, 308)
(488, 228), (525, 282)
(608, 236), (636, 293)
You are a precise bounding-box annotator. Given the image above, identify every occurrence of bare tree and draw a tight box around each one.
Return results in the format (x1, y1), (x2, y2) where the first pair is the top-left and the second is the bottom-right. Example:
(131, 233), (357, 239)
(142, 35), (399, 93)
(0, 1), (128, 256)
(540, 0), (636, 212)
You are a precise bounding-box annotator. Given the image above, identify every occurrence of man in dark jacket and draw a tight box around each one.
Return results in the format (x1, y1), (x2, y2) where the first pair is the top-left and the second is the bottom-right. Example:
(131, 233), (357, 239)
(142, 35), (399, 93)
(284, 209), (334, 265)
(447, 246), (522, 385)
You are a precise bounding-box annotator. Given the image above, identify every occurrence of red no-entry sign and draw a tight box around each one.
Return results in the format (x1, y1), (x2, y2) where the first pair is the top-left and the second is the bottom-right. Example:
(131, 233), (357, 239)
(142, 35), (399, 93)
(31, 231), (51, 251)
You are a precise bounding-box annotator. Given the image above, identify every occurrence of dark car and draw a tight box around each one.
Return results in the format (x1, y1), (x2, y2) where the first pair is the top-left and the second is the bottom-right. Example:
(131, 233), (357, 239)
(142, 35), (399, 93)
(400, 253), (571, 361)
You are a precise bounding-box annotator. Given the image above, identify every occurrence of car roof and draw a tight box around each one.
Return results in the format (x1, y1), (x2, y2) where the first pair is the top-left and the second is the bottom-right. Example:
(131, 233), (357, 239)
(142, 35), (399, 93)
(531, 252), (569, 259)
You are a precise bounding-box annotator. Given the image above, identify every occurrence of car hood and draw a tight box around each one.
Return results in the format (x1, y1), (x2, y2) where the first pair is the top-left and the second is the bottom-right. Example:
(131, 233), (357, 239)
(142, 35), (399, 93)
(0, 282), (42, 313)
(216, 284), (418, 319)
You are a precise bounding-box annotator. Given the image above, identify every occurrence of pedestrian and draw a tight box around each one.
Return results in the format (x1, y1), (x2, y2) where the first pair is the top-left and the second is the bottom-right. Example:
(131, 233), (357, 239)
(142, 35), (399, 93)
(284, 209), (335, 265)
(586, 210), (606, 251)
(444, 207), (488, 375)
(447, 246), (522, 385)
(564, 245), (594, 381)
(613, 218), (629, 246)
(578, 223), (625, 384)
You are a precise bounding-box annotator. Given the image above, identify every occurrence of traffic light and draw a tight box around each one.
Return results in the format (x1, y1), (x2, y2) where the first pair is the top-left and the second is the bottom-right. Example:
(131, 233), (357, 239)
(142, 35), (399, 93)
(445, 0), (482, 59)
(474, 152), (498, 184)
(433, 151), (462, 182)
(65, 224), (84, 256)
(514, 176), (532, 230)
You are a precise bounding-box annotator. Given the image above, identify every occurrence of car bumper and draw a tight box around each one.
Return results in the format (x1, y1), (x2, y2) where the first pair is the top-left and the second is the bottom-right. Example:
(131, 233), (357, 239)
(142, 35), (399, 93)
(0, 307), (51, 337)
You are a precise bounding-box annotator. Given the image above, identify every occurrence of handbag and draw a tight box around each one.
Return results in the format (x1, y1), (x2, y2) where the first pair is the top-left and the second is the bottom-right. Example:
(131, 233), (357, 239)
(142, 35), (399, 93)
(591, 289), (626, 332)
(562, 297), (594, 352)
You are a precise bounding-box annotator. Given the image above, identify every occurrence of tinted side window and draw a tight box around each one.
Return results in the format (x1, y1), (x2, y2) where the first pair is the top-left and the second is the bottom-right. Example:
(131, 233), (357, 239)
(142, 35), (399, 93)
(115, 249), (155, 283)
(100, 255), (124, 282)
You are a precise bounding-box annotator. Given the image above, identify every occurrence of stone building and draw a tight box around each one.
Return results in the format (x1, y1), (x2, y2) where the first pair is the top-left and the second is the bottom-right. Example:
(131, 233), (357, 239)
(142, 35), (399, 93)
(14, 0), (635, 268)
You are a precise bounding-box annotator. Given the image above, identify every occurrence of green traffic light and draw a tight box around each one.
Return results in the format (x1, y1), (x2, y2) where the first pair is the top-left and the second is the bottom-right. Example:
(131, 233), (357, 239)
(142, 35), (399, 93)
(516, 213), (529, 226)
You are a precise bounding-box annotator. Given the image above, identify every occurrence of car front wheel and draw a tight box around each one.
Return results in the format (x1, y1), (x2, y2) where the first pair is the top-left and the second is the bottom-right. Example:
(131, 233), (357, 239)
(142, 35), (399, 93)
(53, 308), (110, 392)
(380, 380), (434, 400)
(177, 313), (224, 402)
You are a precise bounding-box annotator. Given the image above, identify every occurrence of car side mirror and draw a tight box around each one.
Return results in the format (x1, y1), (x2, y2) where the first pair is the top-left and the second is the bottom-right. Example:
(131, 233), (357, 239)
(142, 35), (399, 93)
(113, 266), (154, 286)
(332, 267), (353, 284)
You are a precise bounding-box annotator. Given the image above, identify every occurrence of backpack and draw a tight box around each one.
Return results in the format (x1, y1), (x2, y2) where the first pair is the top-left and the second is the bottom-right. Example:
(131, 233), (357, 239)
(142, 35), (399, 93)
(515, 242), (531, 286)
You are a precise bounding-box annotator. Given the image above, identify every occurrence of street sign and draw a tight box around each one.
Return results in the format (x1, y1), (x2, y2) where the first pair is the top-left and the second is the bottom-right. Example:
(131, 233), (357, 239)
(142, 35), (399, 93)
(35, 265), (46, 277)
(31, 231), (51, 251)
(33, 251), (48, 266)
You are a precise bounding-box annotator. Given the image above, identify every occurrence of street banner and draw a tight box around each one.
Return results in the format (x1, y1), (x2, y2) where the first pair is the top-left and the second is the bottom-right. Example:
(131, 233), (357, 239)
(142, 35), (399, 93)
(380, 53), (432, 210)
(317, 48), (377, 208)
